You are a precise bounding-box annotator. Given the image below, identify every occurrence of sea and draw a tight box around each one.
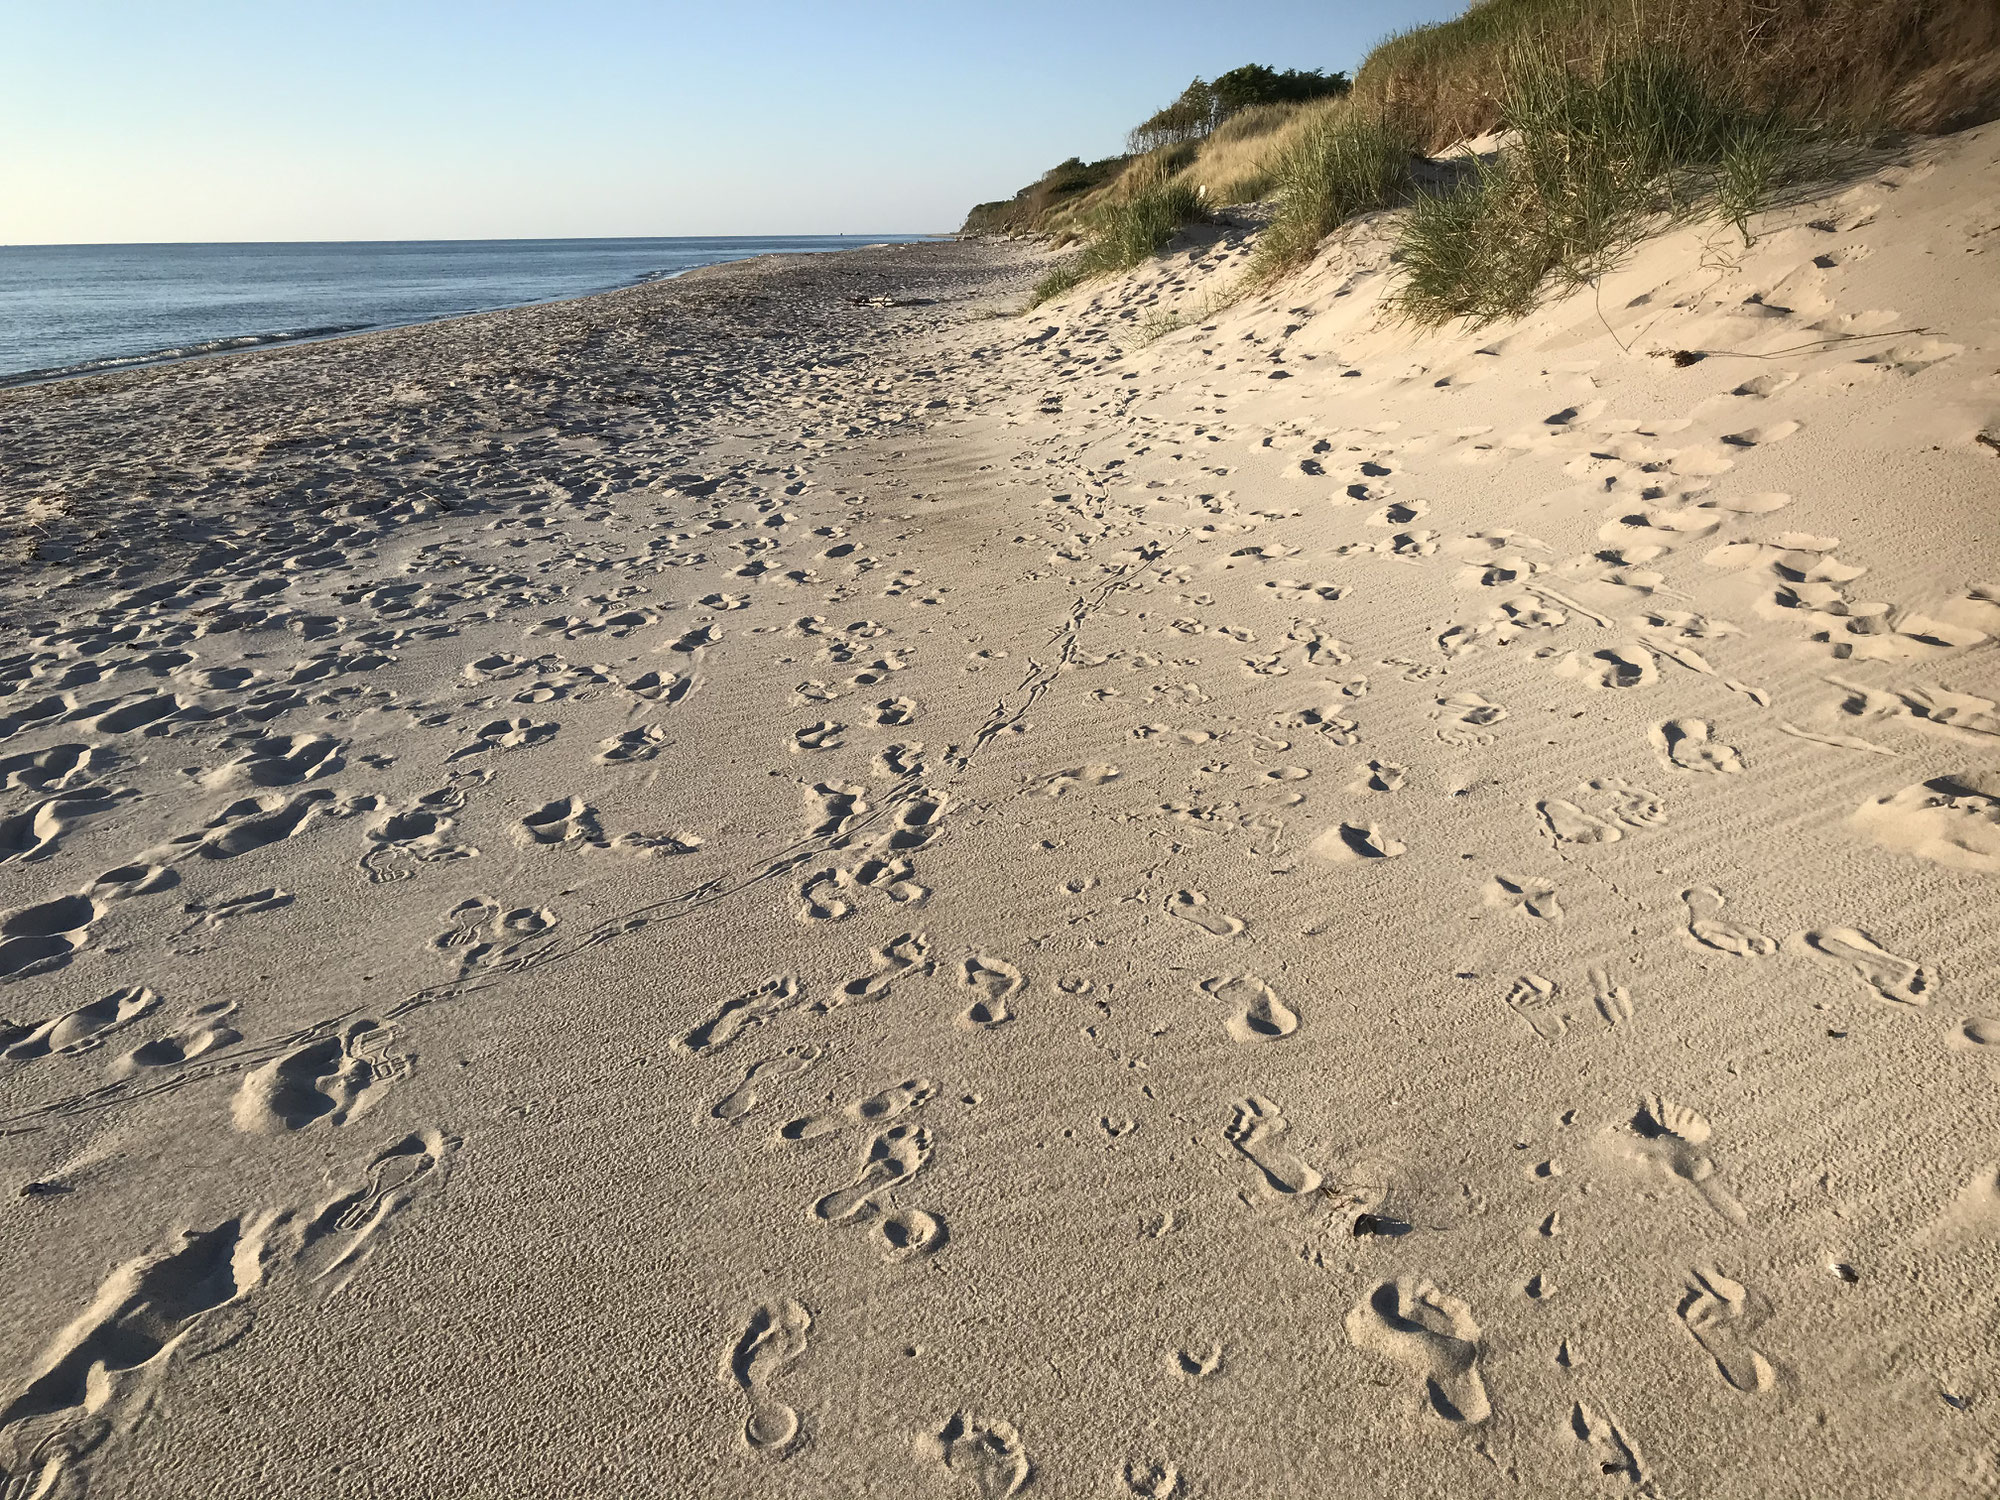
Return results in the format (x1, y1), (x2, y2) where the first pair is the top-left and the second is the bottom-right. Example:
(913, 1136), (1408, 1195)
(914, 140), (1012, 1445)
(0, 236), (932, 387)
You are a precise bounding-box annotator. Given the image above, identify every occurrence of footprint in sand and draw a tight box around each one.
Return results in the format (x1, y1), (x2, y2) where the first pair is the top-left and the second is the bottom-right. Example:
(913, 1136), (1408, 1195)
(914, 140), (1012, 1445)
(916, 1412), (1030, 1499)
(1950, 1016), (2000, 1050)
(1800, 927), (1934, 1006)
(1539, 798), (1620, 845)
(295, 1127), (459, 1297)
(1539, 778), (1667, 846)
(2, 985), (161, 1061)
(109, 1001), (241, 1078)
(517, 795), (605, 848)
(1650, 719), (1744, 774)
(1624, 1095), (1749, 1227)
(626, 670), (693, 705)
(1356, 760), (1407, 792)
(362, 788), (476, 881)
(1345, 1278), (1490, 1422)
(1167, 889), (1244, 937)
(676, 976), (804, 1056)
(813, 1123), (935, 1223)
(1224, 1096), (1322, 1197)
(595, 725), (669, 764)
(161, 788), (376, 862)
(848, 1076), (941, 1126)
(1590, 966), (1634, 1026)
(721, 1299), (812, 1457)
(1043, 763), (1121, 796)
(1203, 974), (1298, 1043)
(231, 1021), (405, 1133)
(1120, 1460), (1182, 1498)
(195, 731), (347, 789)
(183, 886), (293, 927)
(1679, 1265), (1776, 1393)
(1311, 822), (1406, 860)
(872, 1207), (946, 1263)
(958, 956), (1022, 1028)
(1851, 772), (2000, 874)
(791, 721), (846, 753)
(1434, 692), (1506, 747)
(1172, 1343), (1224, 1378)
(431, 898), (557, 978)
(1683, 886), (1775, 957)
(447, 717), (557, 762)
(0, 1213), (280, 1493)
(1590, 645), (1658, 689)
(1571, 1402), (1649, 1486)
(710, 1046), (824, 1125)
(1505, 974), (1568, 1041)
(1486, 872), (1564, 922)
(835, 932), (931, 1005)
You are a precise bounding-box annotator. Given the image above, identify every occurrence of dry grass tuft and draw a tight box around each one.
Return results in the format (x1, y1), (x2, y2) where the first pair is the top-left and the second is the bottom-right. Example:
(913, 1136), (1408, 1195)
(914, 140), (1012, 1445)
(1353, 0), (2000, 151)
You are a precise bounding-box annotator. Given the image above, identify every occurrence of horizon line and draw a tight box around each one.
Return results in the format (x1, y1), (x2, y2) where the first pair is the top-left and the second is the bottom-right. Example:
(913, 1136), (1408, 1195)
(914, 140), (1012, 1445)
(0, 232), (951, 250)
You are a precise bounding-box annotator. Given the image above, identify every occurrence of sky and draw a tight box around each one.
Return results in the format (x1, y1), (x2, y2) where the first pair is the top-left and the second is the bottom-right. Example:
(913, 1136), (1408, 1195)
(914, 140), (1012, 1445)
(1, 1), (1469, 244)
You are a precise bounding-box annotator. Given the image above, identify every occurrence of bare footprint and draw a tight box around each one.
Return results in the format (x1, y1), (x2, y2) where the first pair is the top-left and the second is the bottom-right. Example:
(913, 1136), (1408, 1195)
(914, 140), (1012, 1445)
(1224, 1096), (1322, 1197)
(1651, 719), (1744, 774)
(1802, 927), (1933, 1006)
(813, 1124), (935, 1223)
(917, 1411), (1030, 1498)
(1167, 889), (1244, 937)
(1487, 872), (1563, 922)
(792, 721), (846, 753)
(1505, 974), (1567, 1041)
(1435, 692), (1507, 747)
(1203, 974), (1298, 1043)
(711, 1047), (824, 1125)
(1683, 886), (1775, 957)
(720, 1299), (812, 1456)
(849, 1076), (940, 1126)
(959, 955), (1022, 1028)
(872, 1207), (946, 1263)
(1627, 1095), (1749, 1227)
(1539, 798), (1621, 845)
(1345, 1278), (1491, 1422)
(676, 975), (804, 1055)
(1679, 1265), (1775, 1393)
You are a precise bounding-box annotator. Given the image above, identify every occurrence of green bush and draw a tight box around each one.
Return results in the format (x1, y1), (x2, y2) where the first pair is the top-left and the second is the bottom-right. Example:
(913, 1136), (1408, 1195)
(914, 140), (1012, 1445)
(1396, 47), (1824, 326)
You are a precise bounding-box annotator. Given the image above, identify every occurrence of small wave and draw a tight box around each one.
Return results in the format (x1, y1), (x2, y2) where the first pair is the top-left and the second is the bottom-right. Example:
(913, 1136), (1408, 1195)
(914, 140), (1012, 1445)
(0, 324), (374, 388)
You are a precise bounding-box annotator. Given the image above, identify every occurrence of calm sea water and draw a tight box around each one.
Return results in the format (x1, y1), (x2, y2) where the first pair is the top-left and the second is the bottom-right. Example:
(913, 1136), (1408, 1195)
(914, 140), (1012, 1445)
(0, 236), (930, 386)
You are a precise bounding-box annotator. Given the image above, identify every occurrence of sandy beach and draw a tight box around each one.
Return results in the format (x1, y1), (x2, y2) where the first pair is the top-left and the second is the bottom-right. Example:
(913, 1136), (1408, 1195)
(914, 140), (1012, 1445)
(0, 122), (1997, 1499)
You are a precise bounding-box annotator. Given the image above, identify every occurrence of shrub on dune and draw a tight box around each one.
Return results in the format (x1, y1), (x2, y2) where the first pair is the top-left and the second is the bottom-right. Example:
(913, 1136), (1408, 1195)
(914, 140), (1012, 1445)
(1395, 45), (1826, 325)
(1246, 106), (1420, 283)
(1029, 154), (1207, 307)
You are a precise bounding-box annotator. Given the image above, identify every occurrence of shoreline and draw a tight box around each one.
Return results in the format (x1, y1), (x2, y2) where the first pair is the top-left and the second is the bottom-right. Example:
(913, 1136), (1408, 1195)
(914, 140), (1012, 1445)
(0, 236), (946, 393)
(0, 132), (1994, 1498)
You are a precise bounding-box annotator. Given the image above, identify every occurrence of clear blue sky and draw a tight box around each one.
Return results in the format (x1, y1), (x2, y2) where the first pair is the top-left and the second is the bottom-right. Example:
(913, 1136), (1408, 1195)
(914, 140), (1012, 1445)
(2, 1), (1468, 244)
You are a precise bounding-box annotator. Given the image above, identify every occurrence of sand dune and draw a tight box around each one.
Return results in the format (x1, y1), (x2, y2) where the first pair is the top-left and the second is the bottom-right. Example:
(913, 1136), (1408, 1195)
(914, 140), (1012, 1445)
(0, 127), (1995, 1498)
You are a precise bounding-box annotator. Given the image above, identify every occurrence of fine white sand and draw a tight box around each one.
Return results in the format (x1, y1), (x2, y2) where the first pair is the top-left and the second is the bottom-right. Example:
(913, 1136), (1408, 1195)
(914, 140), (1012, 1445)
(0, 127), (1996, 1499)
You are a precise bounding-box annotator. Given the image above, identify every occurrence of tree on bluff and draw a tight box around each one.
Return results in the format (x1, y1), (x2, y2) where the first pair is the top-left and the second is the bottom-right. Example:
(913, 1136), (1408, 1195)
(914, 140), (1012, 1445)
(1127, 65), (1351, 153)
(1212, 64), (1351, 115)
(1128, 78), (1218, 154)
